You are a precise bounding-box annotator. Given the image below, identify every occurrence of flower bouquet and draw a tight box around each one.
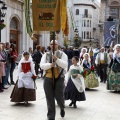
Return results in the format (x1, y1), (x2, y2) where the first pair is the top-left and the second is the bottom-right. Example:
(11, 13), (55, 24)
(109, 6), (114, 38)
(90, 66), (95, 72)
(81, 69), (87, 77)
(32, 75), (37, 81)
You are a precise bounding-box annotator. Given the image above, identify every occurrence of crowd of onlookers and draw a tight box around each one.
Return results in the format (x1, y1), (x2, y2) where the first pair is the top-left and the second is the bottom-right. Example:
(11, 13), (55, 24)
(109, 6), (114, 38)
(0, 42), (18, 93)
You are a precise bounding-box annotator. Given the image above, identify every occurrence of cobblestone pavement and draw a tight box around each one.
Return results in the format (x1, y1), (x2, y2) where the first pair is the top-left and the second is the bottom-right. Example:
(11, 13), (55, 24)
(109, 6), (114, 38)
(0, 68), (120, 120)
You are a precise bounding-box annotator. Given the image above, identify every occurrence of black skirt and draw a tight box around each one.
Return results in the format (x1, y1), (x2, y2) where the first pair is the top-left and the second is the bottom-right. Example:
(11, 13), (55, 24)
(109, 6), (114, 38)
(64, 78), (86, 101)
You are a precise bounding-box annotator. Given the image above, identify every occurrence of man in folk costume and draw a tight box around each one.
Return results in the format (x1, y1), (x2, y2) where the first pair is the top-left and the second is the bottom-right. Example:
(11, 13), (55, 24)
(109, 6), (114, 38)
(40, 40), (68, 120)
(95, 47), (110, 83)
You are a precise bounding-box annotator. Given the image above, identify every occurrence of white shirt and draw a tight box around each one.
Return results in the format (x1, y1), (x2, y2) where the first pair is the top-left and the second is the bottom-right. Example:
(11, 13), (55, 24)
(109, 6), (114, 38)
(40, 50), (68, 76)
(95, 52), (110, 65)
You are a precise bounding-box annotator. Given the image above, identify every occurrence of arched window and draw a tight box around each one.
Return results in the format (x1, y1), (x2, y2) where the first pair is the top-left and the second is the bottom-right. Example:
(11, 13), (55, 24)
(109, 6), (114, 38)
(10, 18), (18, 30)
(76, 9), (79, 15)
(10, 17), (19, 52)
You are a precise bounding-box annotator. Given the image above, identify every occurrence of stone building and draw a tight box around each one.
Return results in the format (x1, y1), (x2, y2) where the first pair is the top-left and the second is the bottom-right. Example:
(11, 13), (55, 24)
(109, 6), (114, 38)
(99, 0), (120, 46)
(67, 0), (100, 48)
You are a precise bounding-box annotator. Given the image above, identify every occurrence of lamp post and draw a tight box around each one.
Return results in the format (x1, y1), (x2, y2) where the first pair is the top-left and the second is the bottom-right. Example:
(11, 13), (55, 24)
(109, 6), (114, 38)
(0, 0), (7, 42)
(89, 38), (92, 47)
(74, 28), (79, 47)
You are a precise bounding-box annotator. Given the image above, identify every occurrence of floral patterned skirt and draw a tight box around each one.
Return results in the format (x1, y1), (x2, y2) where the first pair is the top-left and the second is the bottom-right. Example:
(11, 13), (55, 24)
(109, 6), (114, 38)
(10, 81), (36, 102)
(84, 72), (99, 88)
(107, 71), (120, 91)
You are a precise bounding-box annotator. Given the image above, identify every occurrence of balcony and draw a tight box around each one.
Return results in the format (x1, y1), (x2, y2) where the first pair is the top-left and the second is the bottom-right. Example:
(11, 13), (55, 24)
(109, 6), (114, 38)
(82, 14), (92, 18)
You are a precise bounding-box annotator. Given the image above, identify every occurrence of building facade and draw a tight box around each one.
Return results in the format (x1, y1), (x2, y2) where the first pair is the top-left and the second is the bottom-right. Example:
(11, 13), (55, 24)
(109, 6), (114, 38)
(99, 0), (120, 46)
(2, 0), (51, 54)
(67, 0), (100, 48)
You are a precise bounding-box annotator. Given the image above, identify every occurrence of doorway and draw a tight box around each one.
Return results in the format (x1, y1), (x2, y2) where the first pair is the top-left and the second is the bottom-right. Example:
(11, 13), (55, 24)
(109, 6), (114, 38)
(10, 17), (19, 52)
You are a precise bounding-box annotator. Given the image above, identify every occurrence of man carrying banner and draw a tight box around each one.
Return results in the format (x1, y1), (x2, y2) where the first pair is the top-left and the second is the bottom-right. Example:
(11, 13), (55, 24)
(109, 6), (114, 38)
(40, 40), (68, 120)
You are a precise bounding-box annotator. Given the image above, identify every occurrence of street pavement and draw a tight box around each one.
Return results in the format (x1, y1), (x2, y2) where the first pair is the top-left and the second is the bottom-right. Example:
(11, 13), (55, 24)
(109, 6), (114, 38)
(0, 68), (120, 120)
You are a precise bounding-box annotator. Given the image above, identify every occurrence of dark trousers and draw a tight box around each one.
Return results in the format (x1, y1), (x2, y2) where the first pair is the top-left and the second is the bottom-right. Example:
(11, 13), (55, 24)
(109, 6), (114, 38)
(40, 68), (43, 77)
(68, 59), (72, 70)
(43, 77), (65, 119)
(35, 63), (39, 75)
(98, 64), (107, 82)
(10, 62), (16, 82)
(4, 65), (11, 85)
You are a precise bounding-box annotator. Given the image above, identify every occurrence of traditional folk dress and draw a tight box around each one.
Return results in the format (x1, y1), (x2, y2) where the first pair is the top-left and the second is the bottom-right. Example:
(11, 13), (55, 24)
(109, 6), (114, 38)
(40, 50), (68, 120)
(64, 65), (86, 102)
(82, 59), (99, 89)
(95, 52), (110, 82)
(107, 54), (120, 91)
(10, 58), (36, 102)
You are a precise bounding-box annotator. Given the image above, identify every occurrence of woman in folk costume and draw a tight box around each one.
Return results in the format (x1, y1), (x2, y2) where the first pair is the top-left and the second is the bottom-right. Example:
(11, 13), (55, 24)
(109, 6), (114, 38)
(64, 56), (86, 108)
(79, 48), (87, 65)
(81, 53), (99, 89)
(0, 44), (6, 92)
(107, 44), (120, 92)
(10, 52), (36, 104)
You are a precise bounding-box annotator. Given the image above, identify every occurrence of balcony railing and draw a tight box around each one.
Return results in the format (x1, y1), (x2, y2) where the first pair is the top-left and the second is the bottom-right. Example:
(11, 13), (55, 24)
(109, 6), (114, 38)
(82, 14), (92, 18)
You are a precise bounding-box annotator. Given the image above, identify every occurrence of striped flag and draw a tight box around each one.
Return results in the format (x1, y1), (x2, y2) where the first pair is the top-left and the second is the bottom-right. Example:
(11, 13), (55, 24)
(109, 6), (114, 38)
(24, 0), (37, 40)
(69, 7), (75, 30)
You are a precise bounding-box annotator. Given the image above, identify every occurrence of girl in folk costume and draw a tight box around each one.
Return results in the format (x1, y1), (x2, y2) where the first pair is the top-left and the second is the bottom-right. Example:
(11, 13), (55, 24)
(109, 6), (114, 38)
(0, 45), (5, 92)
(81, 53), (99, 89)
(79, 48), (87, 65)
(79, 48), (87, 60)
(10, 52), (36, 104)
(107, 44), (120, 92)
(64, 56), (86, 108)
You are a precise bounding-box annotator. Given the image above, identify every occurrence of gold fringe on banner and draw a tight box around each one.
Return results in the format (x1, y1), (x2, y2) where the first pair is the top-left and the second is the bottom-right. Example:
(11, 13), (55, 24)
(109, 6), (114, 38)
(24, 0), (37, 40)
(60, 0), (67, 32)
(60, 0), (69, 36)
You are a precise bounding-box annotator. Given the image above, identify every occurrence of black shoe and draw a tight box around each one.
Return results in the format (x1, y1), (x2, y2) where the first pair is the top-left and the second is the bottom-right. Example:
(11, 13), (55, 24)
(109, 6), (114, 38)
(60, 109), (65, 117)
(11, 81), (15, 85)
(69, 101), (73, 106)
(85, 88), (90, 90)
(73, 104), (77, 108)
(48, 119), (54, 120)
(0, 89), (4, 92)
(103, 81), (106, 83)
(24, 101), (28, 106)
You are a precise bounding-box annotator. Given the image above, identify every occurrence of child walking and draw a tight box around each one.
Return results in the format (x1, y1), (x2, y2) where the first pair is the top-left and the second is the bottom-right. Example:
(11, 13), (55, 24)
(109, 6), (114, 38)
(64, 56), (86, 108)
(10, 52), (36, 105)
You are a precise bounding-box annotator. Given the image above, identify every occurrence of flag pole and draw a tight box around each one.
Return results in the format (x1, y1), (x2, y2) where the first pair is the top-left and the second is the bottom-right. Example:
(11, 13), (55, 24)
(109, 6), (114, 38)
(52, 31), (55, 88)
